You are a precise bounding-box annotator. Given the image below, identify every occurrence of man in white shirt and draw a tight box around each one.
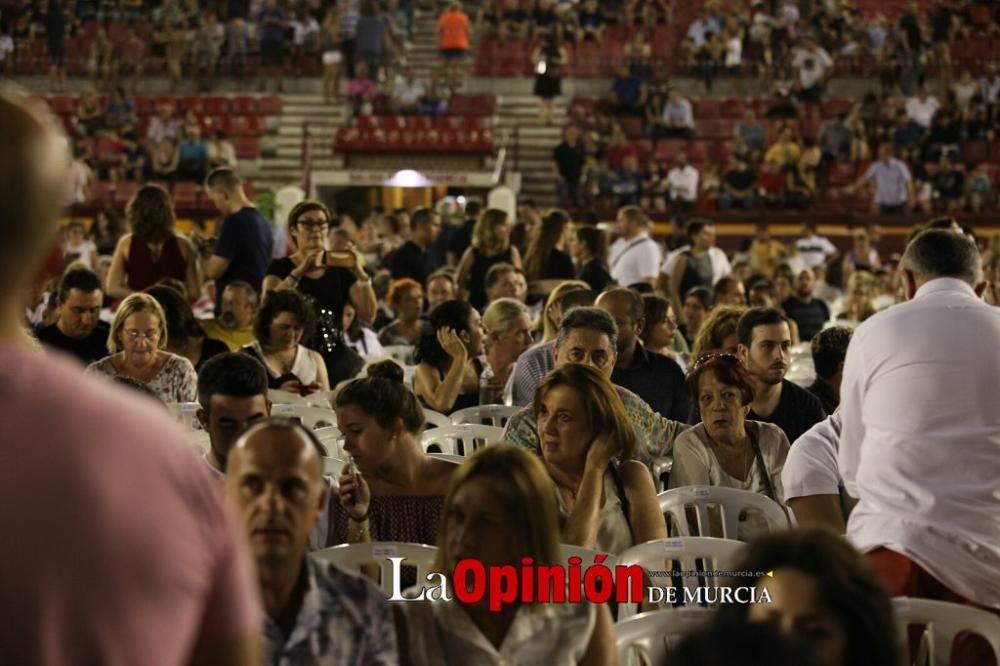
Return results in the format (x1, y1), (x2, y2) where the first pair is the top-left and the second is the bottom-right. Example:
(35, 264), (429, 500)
(839, 229), (1000, 644)
(782, 411), (851, 533)
(791, 37), (833, 102)
(904, 85), (940, 129)
(795, 222), (836, 268)
(666, 151), (699, 213)
(391, 67), (426, 113)
(608, 205), (662, 287)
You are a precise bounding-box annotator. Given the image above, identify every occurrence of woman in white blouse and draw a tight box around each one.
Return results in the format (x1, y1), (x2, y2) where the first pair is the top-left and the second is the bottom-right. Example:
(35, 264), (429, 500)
(670, 353), (788, 537)
(395, 444), (616, 665)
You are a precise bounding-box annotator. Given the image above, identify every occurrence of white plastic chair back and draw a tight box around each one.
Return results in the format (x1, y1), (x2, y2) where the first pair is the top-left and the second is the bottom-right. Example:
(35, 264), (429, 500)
(615, 537), (746, 618)
(381, 345), (416, 365)
(306, 390), (335, 409)
(271, 404), (338, 429)
(426, 453), (466, 464)
(190, 430), (211, 454)
(419, 424), (504, 456)
(322, 456), (349, 479)
(450, 404), (521, 428)
(166, 402), (202, 430)
(268, 389), (311, 405)
(422, 409), (453, 429)
(892, 597), (1000, 666)
(652, 456), (673, 492)
(561, 544), (619, 571)
(313, 426), (343, 456)
(616, 608), (715, 666)
(312, 541), (438, 598)
(657, 486), (789, 540)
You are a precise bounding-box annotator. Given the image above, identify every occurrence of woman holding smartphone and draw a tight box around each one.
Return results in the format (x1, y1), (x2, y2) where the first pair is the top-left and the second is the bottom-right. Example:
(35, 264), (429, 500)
(262, 199), (374, 384)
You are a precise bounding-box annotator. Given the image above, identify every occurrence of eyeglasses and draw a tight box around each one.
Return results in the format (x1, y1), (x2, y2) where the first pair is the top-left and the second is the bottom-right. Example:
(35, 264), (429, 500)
(298, 220), (329, 232)
(123, 329), (159, 343)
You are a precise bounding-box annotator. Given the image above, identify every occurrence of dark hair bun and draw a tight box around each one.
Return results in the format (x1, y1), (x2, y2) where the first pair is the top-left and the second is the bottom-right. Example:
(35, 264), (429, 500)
(366, 359), (405, 383)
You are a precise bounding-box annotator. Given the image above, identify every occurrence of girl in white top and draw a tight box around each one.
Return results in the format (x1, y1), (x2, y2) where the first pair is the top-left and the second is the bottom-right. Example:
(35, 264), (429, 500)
(535, 364), (666, 555)
(670, 353), (789, 538)
(395, 445), (616, 666)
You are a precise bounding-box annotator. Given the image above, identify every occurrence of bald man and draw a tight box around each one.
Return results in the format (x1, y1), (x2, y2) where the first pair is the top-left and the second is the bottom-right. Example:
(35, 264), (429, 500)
(226, 418), (399, 665)
(0, 90), (261, 664)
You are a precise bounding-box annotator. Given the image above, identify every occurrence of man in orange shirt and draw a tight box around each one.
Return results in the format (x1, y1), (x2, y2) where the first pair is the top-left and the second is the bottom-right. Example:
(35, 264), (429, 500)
(438, 2), (470, 90)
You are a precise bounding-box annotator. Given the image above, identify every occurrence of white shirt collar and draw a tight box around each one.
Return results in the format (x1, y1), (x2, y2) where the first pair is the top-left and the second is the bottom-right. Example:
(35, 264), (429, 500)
(913, 277), (978, 300)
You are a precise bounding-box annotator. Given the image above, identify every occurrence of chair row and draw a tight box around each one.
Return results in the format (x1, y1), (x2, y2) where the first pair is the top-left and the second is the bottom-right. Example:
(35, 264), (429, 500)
(35, 94), (283, 118)
(355, 115), (490, 132)
(334, 128), (496, 155)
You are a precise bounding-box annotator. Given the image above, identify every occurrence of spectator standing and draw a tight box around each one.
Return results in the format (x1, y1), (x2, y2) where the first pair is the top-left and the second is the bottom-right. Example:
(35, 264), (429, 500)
(781, 268), (831, 342)
(666, 151), (700, 213)
(792, 37), (833, 105)
(321, 7), (344, 104)
(455, 208), (522, 310)
(659, 89), (695, 138)
(257, 0), (290, 92)
(669, 220), (722, 319)
(532, 33), (567, 125)
(572, 225), (615, 293)
(356, 1), (389, 83)
(846, 143), (914, 214)
(204, 168), (275, 314)
(438, 2), (470, 91)
(840, 230), (1000, 664)
(391, 207), (441, 285)
(524, 209), (575, 282)
(552, 125), (586, 208)
(0, 91), (261, 666)
(609, 206), (661, 288)
(45, 0), (69, 92)
(795, 222), (836, 269)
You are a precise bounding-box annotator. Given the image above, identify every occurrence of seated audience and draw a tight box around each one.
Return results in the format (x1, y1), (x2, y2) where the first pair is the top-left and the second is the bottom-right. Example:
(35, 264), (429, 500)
(225, 418), (398, 664)
(536, 280), (590, 345)
(145, 283), (229, 371)
(62, 221), (98, 270)
(690, 304), (745, 363)
(87, 292), (198, 403)
(782, 267), (831, 341)
(670, 353), (788, 536)
(659, 89), (695, 138)
(670, 614), (822, 666)
(718, 154), (759, 211)
(509, 286), (597, 406)
(722, 529), (899, 666)
(394, 444), (615, 663)
(243, 290), (331, 396)
(536, 363), (667, 553)
(504, 307), (688, 463)
(597, 288), (691, 422)
(196, 351), (271, 479)
(34, 268), (109, 364)
(481, 298), (533, 403)
(201, 281), (259, 350)
(572, 225), (615, 294)
(482, 262), (528, 306)
(679, 286), (712, 348)
(425, 270), (457, 311)
(379, 278), (430, 346)
(748, 279), (801, 344)
(414, 300), (485, 413)
(640, 293), (688, 361)
(332, 360), (456, 545)
(737, 307), (826, 444)
(106, 184), (201, 302)
(343, 302), (386, 359)
(782, 412), (851, 532)
(713, 276), (747, 308)
(807, 326), (852, 415)
(836, 270), (878, 323)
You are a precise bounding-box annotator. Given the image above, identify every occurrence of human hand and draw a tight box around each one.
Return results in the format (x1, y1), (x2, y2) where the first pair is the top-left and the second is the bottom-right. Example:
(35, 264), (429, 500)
(338, 462), (371, 519)
(437, 326), (468, 361)
(585, 431), (621, 472)
(277, 379), (304, 394)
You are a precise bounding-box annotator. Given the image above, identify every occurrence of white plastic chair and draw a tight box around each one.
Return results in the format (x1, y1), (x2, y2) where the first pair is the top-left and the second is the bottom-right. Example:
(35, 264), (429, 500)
(449, 404), (521, 428)
(313, 426), (343, 456)
(306, 390), (335, 409)
(419, 424), (504, 456)
(657, 486), (790, 540)
(270, 404), (338, 429)
(426, 452), (466, 464)
(422, 409), (453, 429)
(652, 456), (673, 492)
(312, 541), (439, 598)
(166, 402), (202, 430)
(615, 536), (747, 618)
(381, 345), (416, 365)
(268, 389), (311, 405)
(322, 456), (348, 479)
(616, 608), (715, 666)
(892, 597), (1000, 666)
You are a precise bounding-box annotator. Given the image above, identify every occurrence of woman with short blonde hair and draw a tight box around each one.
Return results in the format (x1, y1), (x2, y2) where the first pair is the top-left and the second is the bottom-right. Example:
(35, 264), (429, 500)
(87, 292), (197, 403)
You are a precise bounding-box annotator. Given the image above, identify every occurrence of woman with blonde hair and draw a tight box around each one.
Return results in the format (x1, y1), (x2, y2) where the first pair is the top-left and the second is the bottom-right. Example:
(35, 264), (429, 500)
(535, 363), (666, 554)
(87, 292), (197, 403)
(537, 280), (589, 343)
(690, 304), (746, 364)
(456, 208), (522, 310)
(481, 297), (533, 403)
(106, 184), (201, 302)
(394, 444), (616, 665)
(836, 270), (878, 323)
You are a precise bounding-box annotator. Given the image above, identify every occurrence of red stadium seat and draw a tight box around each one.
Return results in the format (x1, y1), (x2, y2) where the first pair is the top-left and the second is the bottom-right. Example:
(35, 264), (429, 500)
(172, 182), (201, 209)
(964, 141), (988, 165)
(257, 96), (283, 115)
(179, 96), (203, 114)
(693, 99), (720, 119)
(720, 98), (746, 119)
(203, 96), (230, 116)
(989, 142), (1000, 164)
(231, 96), (259, 115)
(112, 181), (139, 207)
(233, 137), (260, 160)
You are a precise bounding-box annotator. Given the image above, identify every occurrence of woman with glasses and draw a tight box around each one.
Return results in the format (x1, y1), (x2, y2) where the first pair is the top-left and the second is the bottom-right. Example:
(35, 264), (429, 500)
(378, 278), (430, 346)
(242, 290), (330, 395)
(86, 292), (197, 403)
(262, 200), (373, 385)
(669, 353), (788, 537)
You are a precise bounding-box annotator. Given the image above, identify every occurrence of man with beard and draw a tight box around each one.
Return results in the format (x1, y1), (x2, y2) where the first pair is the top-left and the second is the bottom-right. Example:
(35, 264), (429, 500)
(736, 307), (826, 444)
(225, 418), (397, 664)
(34, 268), (109, 363)
(781, 268), (830, 342)
(201, 280), (258, 350)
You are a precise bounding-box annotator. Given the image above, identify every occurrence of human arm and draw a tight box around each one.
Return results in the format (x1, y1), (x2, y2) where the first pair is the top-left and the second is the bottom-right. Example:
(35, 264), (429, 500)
(561, 435), (617, 549)
(179, 235), (203, 303)
(578, 603), (617, 666)
(509, 244), (522, 269)
(203, 254), (232, 280)
(312, 350), (330, 391)
(338, 464), (373, 544)
(455, 247), (474, 294)
(346, 247), (378, 325)
(787, 495), (845, 532)
(670, 253), (689, 316)
(622, 459), (668, 544)
(106, 235), (135, 299)
(412, 328), (468, 412)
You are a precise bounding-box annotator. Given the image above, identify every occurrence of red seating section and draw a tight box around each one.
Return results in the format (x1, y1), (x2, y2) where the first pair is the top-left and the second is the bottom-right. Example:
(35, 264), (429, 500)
(335, 114), (495, 156)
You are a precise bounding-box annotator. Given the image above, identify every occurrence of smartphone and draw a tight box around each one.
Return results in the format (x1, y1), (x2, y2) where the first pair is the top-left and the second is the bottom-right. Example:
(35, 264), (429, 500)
(347, 457), (360, 504)
(325, 251), (354, 268)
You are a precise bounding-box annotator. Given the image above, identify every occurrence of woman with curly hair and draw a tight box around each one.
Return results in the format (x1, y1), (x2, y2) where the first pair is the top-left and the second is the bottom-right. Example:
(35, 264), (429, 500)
(105, 184), (201, 302)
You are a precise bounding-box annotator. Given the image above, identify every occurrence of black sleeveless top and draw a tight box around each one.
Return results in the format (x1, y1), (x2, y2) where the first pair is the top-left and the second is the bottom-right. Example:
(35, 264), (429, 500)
(429, 356), (484, 413)
(468, 246), (513, 310)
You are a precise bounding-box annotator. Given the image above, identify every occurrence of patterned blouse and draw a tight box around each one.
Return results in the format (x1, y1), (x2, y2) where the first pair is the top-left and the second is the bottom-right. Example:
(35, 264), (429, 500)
(87, 352), (198, 404)
(327, 495), (444, 547)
